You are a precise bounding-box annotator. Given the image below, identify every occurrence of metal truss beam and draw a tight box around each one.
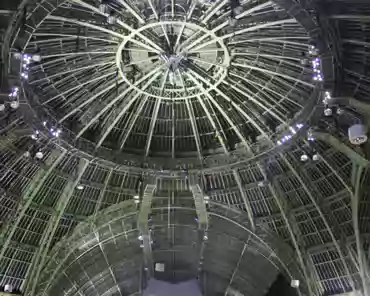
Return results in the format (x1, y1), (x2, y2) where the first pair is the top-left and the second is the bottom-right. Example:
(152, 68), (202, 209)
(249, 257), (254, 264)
(232, 170), (255, 232)
(0, 149), (67, 264)
(185, 99), (202, 161)
(26, 158), (90, 296)
(269, 176), (317, 295)
(119, 96), (149, 150)
(138, 182), (156, 276)
(313, 131), (369, 166)
(92, 169), (113, 220)
(281, 154), (356, 291)
(350, 163), (369, 296)
(145, 99), (161, 157)
(224, 242), (248, 296)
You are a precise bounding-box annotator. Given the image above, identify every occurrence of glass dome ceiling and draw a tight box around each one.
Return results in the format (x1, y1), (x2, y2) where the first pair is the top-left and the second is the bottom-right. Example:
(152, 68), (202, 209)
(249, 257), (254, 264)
(0, 1), (369, 296)
(23, 0), (317, 161)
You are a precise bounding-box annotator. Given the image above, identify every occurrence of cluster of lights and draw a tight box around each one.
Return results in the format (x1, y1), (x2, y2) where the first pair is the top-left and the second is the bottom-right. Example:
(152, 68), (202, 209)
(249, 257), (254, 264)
(31, 130), (40, 140)
(43, 122), (62, 138)
(323, 91), (331, 104)
(50, 127), (62, 138)
(300, 153), (319, 162)
(21, 54), (32, 80)
(322, 91), (333, 116)
(277, 124), (304, 145)
(308, 45), (318, 56)
(8, 87), (19, 98)
(24, 150), (44, 159)
(308, 45), (323, 81)
(4, 87), (20, 110)
(312, 57), (323, 81)
(2, 87), (20, 111)
(20, 53), (41, 80)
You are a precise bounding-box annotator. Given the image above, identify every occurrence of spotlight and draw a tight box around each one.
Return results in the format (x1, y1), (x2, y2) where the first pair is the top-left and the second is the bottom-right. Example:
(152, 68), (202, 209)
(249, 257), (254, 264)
(0, 104), (5, 112)
(257, 181), (265, 187)
(10, 101), (19, 109)
(76, 185), (84, 190)
(134, 195), (139, 200)
(23, 151), (31, 158)
(32, 54), (42, 62)
(4, 284), (13, 293)
(203, 234), (208, 240)
(31, 134), (38, 140)
(291, 279), (299, 288)
(300, 154), (308, 162)
(138, 235), (143, 240)
(312, 154), (319, 161)
(348, 124), (368, 145)
(324, 108), (332, 116)
(35, 151), (44, 159)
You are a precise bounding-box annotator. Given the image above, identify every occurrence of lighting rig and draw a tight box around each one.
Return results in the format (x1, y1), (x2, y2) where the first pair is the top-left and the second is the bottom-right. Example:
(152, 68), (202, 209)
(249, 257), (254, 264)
(274, 42), (334, 147)
(3, 87), (20, 110)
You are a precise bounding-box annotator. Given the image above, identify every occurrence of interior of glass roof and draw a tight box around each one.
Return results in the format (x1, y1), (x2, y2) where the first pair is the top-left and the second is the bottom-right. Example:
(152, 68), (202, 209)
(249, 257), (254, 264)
(0, 0), (369, 296)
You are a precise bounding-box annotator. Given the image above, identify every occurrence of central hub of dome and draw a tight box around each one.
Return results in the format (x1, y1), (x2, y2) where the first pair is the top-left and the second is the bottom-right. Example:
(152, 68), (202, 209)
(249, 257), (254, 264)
(116, 21), (230, 100)
(161, 53), (186, 72)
